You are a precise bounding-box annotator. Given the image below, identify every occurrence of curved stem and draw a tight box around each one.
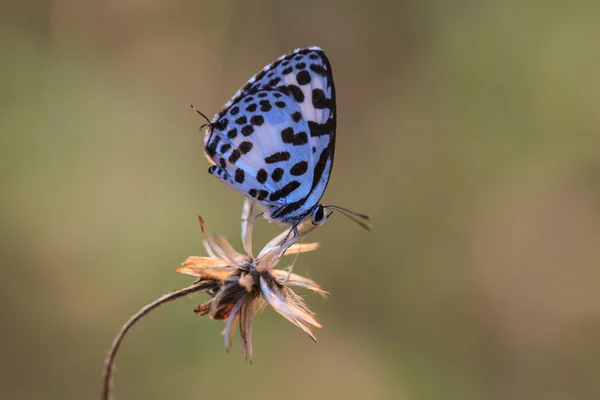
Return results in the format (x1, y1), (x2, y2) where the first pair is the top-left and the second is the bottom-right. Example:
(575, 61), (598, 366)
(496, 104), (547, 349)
(101, 283), (208, 400)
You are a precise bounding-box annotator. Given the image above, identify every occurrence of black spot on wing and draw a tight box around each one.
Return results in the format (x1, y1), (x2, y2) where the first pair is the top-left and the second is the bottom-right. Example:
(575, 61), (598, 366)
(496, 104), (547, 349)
(296, 70), (311, 85)
(209, 165), (230, 181)
(290, 161), (308, 176)
(264, 151), (290, 164)
(256, 169), (267, 184)
(250, 115), (264, 126)
(206, 134), (220, 157)
(269, 181), (301, 202)
(228, 149), (241, 164)
(241, 125), (254, 136)
(238, 141), (253, 154)
(257, 190), (269, 201)
(310, 64), (327, 77)
(259, 100), (272, 112)
(287, 85), (304, 102)
(277, 86), (290, 96)
(227, 128), (238, 139)
(271, 168), (284, 182)
(235, 169), (245, 183)
(308, 120), (335, 137)
(216, 118), (228, 130)
(312, 88), (329, 109)
(268, 77), (281, 86)
(281, 127), (308, 146)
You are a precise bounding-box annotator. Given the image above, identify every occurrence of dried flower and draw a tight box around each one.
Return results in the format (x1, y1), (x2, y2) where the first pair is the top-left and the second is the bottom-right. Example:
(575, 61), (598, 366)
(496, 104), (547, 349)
(176, 200), (327, 362)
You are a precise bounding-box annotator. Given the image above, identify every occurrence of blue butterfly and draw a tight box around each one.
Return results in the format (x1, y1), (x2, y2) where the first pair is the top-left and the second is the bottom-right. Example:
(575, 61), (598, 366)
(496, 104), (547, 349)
(193, 47), (371, 234)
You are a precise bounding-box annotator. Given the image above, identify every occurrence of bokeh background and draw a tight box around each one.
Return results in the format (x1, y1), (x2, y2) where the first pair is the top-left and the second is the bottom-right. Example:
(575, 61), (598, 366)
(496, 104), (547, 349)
(3, 1), (600, 399)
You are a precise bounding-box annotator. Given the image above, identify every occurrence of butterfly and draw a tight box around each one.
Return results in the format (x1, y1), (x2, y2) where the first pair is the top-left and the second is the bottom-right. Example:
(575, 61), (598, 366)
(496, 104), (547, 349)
(193, 46), (371, 235)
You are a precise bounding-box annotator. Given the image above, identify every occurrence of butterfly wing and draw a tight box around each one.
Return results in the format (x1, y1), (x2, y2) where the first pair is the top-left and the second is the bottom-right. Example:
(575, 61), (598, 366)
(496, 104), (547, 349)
(204, 47), (336, 224)
(241, 47), (336, 136)
(205, 88), (314, 205)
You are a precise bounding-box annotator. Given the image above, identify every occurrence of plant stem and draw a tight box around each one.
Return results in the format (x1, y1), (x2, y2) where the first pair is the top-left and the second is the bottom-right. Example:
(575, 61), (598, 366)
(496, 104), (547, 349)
(101, 282), (208, 400)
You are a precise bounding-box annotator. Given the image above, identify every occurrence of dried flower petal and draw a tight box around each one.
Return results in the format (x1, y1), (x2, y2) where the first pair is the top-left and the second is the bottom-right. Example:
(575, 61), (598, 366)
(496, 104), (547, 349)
(196, 215), (238, 266)
(224, 297), (246, 350)
(259, 276), (321, 342)
(271, 270), (328, 296)
(286, 242), (320, 255)
(215, 235), (248, 267)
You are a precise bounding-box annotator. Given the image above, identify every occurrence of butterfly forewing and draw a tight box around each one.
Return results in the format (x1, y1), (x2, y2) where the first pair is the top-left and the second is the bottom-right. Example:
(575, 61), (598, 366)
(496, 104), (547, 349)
(204, 47), (336, 224)
(241, 48), (335, 131)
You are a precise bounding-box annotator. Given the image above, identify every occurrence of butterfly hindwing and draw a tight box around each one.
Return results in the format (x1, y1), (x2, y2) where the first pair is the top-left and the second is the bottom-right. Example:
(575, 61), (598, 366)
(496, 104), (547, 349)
(204, 47), (336, 224)
(205, 89), (314, 205)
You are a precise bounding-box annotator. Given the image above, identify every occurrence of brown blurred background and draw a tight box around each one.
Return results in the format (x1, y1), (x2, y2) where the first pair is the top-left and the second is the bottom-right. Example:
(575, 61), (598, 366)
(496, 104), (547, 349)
(2, 1), (600, 399)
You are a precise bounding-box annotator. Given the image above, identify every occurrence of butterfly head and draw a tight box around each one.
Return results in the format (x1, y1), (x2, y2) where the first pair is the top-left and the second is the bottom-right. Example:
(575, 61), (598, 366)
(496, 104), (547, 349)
(310, 204), (331, 226)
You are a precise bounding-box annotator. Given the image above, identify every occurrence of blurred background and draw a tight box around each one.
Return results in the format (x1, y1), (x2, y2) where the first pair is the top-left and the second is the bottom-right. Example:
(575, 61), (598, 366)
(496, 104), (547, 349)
(2, 1), (600, 399)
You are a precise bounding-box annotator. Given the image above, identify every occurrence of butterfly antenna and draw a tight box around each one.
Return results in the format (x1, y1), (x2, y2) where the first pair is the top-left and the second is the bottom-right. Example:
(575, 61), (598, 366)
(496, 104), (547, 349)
(323, 205), (373, 231)
(189, 103), (213, 130)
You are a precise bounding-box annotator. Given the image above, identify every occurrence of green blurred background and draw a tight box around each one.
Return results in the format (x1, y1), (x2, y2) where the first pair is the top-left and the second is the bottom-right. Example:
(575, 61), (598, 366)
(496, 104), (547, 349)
(2, 1), (600, 399)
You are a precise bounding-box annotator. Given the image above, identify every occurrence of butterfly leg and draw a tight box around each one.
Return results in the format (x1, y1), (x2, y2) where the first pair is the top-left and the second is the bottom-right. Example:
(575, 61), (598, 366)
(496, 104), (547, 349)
(281, 222), (300, 245)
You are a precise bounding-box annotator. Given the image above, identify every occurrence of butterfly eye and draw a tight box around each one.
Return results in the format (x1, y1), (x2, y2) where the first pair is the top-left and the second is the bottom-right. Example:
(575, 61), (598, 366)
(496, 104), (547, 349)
(311, 205), (327, 225)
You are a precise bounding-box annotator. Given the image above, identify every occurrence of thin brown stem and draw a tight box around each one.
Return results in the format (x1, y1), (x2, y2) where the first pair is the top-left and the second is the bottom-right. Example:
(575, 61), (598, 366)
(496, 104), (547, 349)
(101, 282), (208, 400)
